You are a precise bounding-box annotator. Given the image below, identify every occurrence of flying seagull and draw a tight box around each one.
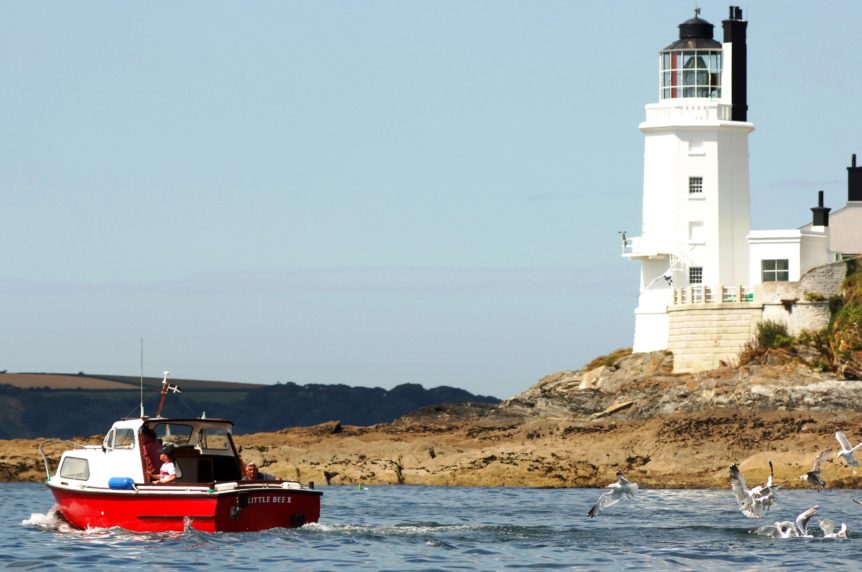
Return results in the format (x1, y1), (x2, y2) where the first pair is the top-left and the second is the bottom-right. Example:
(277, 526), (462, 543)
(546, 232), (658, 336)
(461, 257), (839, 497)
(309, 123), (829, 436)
(587, 471), (638, 518)
(835, 431), (862, 473)
(760, 461), (779, 512)
(799, 448), (831, 491)
(729, 462), (779, 518)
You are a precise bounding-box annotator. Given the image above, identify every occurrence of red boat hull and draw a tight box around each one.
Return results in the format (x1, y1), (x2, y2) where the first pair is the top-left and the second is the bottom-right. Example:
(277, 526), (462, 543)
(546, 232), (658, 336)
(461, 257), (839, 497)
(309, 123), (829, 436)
(48, 484), (322, 532)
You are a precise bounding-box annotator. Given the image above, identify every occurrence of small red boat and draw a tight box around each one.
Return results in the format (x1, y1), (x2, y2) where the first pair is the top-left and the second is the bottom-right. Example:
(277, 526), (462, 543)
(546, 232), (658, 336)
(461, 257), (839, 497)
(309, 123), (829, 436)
(39, 373), (321, 532)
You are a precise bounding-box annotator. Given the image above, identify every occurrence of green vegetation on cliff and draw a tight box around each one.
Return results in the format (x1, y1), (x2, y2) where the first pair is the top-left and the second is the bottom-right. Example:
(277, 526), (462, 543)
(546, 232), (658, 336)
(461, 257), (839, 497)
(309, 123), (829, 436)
(740, 257), (862, 377)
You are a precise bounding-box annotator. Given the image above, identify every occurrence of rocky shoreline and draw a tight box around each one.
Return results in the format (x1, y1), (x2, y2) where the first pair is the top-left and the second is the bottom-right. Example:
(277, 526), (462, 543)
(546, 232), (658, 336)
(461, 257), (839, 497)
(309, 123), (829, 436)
(4, 351), (862, 490)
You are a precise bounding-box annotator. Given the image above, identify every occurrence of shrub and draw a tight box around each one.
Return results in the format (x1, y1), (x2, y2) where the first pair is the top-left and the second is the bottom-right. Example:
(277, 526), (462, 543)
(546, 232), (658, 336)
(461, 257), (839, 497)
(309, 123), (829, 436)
(803, 291), (826, 302)
(755, 320), (792, 349)
(584, 348), (632, 371)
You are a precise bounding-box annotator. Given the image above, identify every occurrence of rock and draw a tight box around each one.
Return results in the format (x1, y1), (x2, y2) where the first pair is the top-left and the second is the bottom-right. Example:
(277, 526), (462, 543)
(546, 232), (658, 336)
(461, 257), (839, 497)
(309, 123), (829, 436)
(578, 365), (607, 390)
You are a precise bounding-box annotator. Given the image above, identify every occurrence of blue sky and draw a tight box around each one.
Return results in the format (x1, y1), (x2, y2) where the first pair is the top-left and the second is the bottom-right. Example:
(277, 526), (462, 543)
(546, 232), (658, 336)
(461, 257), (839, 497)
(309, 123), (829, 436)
(1, 1), (860, 398)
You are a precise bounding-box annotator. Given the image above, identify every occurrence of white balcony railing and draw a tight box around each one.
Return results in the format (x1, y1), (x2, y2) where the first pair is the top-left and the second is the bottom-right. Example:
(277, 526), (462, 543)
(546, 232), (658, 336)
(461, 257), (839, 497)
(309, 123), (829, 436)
(672, 285), (755, 305)
(644, 101), (734, 123)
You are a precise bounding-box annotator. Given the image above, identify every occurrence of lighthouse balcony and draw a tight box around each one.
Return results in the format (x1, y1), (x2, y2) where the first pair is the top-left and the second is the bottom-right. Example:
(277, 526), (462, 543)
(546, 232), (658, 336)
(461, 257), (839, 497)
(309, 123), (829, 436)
(643, 100), (735, 125)
(621, 236), (677, 259)
(671, 285), (755, 305)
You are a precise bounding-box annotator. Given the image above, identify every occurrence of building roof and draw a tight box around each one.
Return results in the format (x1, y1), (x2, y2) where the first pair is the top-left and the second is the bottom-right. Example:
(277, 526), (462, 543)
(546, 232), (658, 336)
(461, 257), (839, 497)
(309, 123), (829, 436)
(663, 15), (722, 51)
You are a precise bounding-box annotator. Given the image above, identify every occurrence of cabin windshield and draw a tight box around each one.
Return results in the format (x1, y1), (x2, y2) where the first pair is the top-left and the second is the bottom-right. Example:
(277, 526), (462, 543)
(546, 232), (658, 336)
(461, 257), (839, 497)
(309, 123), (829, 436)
(199, 427), (231, 450)
(152, 423), (193, 447)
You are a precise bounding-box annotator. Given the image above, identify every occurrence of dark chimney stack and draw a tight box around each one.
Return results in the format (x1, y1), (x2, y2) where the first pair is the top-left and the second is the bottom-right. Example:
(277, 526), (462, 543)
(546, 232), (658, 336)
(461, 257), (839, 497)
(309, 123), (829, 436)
(811, 190), (831, 227)
(850, 153), (862, 202)
(722, 6), (748, 122)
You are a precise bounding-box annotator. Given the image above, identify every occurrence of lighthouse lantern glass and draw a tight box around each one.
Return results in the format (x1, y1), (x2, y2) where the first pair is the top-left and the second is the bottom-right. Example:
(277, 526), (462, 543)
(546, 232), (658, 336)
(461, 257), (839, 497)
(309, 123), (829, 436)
(660, 49), (721, 100)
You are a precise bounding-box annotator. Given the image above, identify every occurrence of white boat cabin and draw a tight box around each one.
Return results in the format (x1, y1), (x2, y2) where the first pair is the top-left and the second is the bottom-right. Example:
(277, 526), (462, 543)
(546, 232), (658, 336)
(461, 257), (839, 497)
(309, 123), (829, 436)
(52, 417), (245, 489)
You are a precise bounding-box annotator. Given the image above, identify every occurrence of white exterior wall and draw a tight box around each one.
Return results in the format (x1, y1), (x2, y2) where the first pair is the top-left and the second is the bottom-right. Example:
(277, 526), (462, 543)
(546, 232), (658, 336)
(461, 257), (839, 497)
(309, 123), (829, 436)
(802, 203), (862, 258)
(748, 229), (831, 286)
(748, 230), (802, 286)
(800, 232), (831, 273)
(629, 99), (753, 353)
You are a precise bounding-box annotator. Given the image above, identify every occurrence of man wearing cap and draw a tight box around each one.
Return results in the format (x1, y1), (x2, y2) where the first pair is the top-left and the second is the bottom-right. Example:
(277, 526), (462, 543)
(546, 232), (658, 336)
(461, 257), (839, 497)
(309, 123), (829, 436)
(151, 446), (177, 484)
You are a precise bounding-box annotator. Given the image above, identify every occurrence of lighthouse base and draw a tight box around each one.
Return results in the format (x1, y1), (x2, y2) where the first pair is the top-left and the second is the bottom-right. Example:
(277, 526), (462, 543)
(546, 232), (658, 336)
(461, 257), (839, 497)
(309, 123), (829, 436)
(632, 310), (669, 353)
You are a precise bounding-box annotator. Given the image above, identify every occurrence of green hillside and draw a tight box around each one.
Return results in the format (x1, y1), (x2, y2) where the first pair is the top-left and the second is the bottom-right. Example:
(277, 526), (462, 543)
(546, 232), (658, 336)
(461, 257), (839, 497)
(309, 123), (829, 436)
(0, 374), (499, 439)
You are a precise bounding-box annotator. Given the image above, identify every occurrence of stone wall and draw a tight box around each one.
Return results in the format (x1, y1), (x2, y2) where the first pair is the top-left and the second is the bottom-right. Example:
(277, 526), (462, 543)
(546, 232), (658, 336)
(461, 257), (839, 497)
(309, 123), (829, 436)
(756, 259), (847, 336)
(667, 260), (851, 372)
(667, 303), (762, 372)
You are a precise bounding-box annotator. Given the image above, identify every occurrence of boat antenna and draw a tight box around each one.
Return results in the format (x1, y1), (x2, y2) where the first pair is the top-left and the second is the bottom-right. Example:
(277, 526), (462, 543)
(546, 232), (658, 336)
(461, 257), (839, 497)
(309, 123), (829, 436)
(154, 370), (181, 418)
(140, 338), (145, 417)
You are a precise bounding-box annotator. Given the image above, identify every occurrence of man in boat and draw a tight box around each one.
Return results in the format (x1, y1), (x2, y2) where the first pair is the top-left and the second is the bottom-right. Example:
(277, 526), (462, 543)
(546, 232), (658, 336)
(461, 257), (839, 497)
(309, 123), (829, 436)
(243, 462), (276, 481)
(141, 426), (162, 474)
(152, 446), (177, 485)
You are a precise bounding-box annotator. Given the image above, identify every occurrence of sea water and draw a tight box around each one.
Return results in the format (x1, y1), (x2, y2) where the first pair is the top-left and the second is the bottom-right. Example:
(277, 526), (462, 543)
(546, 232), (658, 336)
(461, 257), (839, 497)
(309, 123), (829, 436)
(5, 482), (862, 570)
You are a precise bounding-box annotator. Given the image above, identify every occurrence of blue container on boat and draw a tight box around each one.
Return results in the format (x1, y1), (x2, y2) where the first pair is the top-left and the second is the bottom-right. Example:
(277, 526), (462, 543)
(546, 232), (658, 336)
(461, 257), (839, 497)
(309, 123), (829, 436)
(108, 477), (135, 490)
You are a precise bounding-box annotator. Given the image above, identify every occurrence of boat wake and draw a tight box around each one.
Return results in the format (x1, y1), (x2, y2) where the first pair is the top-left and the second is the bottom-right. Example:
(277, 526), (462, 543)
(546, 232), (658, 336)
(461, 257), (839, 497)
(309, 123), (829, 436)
(21, 504), (78, 533)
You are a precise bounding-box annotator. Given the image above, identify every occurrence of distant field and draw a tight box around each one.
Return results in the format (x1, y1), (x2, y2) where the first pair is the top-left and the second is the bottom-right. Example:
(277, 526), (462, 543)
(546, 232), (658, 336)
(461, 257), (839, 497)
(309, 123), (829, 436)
(0, 373), (134, 390)
(0, 373), (266, 391)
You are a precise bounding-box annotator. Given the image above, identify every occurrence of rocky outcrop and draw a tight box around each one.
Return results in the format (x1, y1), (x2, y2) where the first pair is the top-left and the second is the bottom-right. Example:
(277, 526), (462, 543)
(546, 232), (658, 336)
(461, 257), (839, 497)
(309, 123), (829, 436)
(8, 350), (862, 489)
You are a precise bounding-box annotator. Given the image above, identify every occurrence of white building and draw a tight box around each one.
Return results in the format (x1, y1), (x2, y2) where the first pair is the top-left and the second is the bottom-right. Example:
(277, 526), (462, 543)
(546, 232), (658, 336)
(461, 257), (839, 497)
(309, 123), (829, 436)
(622, 6), (854, 371)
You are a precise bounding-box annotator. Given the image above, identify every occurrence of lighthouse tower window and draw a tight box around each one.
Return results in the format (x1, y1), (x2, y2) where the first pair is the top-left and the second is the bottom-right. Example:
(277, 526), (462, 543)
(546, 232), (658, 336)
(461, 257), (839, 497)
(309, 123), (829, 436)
(689, 267), (703, 284)
(660, 50), (721, 100)
(689, 176), (703, 194)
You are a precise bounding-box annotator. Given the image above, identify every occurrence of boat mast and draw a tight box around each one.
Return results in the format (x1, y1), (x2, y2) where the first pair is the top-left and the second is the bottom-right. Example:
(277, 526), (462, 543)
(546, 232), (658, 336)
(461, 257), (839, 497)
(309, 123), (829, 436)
(139, 338), (144, 417)
(154, 371), (181, 418)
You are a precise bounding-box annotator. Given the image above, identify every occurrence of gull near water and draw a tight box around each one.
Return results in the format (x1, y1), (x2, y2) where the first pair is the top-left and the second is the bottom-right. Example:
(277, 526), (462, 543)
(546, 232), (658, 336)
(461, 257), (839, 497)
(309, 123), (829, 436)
(799, 447), (831, 491)
(752, 506), (818, 539)
(587, 471), (638, 518)
(729, 462), (779, 519)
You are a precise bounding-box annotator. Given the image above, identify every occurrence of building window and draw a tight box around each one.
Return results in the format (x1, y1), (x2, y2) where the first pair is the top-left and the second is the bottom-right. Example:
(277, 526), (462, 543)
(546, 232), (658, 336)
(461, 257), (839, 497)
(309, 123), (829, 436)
(762, 259), (789, 282)
(689, 266), (703, 284)
(689, 176), (703, 194)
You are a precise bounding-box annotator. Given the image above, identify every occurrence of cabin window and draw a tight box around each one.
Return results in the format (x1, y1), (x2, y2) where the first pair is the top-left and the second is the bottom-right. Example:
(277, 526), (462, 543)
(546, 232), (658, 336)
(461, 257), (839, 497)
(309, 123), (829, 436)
(59, 456), (90, 480)
(762, 259), (789, 282)
(102, 430), (115, 450)
(103, 428), (136, 450)
(199, 428), (231, 450)
(114, 428), (135, 449)
(153, 423), (193, 447)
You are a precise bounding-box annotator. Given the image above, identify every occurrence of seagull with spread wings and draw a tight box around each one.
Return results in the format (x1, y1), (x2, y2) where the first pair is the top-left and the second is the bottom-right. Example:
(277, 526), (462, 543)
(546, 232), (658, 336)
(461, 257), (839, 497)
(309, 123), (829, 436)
(729, 462), (779, 518)
(587, 471), (638, 518)
(835, 431), (862, 474)
(799, 448), (831, 491)
(751, 506), (817, 539)
(818, 518), (848, 539)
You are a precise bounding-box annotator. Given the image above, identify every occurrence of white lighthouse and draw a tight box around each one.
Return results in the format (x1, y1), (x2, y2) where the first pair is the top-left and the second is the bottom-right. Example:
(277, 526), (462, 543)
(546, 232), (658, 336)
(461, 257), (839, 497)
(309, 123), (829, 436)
(624, 7), (753, 353)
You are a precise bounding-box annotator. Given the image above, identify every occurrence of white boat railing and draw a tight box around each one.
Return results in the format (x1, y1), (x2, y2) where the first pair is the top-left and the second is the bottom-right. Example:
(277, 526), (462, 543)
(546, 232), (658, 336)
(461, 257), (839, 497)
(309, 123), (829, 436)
(38, 439), (91, 479)
(672, 285), (755, 305)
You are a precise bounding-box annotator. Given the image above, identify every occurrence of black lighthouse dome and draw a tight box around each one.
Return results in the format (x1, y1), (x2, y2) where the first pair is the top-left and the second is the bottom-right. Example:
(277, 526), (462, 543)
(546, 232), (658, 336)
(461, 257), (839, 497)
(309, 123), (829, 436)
(666, 15), (722, 50)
